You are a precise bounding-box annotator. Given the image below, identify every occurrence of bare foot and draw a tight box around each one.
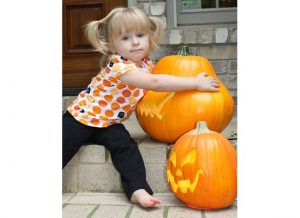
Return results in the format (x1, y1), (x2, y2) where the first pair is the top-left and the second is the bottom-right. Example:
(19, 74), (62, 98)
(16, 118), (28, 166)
(130, 189), (161, 208)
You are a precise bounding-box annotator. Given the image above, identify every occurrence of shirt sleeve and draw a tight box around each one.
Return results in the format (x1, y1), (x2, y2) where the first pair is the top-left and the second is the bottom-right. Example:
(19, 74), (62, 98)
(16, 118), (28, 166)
(107, 55), (138, 78)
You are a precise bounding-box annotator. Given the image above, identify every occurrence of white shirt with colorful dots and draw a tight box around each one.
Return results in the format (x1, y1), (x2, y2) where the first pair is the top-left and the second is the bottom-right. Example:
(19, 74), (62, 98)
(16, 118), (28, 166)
(67, 54), (154, 128)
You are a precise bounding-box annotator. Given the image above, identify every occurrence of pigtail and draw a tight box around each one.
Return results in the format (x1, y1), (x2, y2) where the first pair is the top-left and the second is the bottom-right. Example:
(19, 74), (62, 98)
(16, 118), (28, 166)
(149, 16), (164, 50)
(85, 20), (110, 55)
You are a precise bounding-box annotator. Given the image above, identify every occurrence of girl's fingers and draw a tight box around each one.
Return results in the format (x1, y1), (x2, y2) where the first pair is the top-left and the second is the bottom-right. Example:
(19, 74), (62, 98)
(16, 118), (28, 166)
(211, 81), (219, 86)
(210, 87), (220, 92)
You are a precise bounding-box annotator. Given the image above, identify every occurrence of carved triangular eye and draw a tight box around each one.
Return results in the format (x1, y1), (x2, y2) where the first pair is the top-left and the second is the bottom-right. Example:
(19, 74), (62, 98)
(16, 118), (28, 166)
(180, 149), (197, 167)
(169, 151), (176, 167)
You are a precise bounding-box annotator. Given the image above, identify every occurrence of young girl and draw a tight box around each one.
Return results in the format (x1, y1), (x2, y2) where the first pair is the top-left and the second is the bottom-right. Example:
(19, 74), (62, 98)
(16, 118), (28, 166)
(63, 7), (220, 208)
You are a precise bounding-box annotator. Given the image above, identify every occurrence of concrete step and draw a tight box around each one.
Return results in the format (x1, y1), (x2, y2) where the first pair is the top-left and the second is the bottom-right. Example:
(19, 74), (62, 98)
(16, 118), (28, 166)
(63, 112), (237, 193)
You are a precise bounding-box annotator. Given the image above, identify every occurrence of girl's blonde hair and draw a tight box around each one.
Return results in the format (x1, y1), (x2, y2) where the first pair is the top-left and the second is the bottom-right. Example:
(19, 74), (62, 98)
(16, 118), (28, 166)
(85, 7), (163, 66)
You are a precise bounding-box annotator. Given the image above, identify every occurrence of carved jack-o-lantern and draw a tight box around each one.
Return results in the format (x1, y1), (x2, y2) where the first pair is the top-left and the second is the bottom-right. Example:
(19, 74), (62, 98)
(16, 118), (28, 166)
(136, 46), (235, 143)
(167, 121), (237, 210)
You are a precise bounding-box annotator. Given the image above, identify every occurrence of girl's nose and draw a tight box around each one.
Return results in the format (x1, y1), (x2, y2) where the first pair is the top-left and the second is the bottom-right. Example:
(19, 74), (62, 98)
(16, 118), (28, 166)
(132, 36), (139, 46)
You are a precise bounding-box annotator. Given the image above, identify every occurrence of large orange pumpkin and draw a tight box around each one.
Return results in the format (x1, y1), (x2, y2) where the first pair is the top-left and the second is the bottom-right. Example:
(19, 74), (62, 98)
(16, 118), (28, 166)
(136, 46), (234, 143)
(167, 121), (237, 209)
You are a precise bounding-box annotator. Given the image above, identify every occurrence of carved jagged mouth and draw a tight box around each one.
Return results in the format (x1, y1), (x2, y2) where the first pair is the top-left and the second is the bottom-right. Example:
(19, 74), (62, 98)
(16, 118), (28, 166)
(137, 92), (175, 119)
(167, 169), (204, 193)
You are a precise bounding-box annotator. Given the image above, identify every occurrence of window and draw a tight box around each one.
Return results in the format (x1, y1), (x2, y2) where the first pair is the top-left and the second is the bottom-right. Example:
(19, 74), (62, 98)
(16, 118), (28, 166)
(167, 0), (237, 27)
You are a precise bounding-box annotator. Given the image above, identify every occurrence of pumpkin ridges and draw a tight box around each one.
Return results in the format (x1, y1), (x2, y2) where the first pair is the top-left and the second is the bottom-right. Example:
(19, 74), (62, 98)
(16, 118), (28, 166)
(199, 134), (214, 207)
(213, 136), (233, 206)
(222, 86), (235, 129)
(204, 93), (218, 130)
(154, 55), (215, 77)
(206, 135), (225, 207)
(217, 133), (237, 171)
(207, 133), (236, 208)
(209, 133), (236, 206)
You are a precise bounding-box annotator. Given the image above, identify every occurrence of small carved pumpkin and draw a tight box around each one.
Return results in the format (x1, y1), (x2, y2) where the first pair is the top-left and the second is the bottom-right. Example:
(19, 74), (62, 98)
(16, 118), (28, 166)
(167, 121), (237, 209)
(136, 46), (235, 143)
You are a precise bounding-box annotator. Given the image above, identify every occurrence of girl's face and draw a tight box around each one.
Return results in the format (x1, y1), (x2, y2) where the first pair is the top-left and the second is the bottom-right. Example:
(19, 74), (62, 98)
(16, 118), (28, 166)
(110, 30), (150, 64)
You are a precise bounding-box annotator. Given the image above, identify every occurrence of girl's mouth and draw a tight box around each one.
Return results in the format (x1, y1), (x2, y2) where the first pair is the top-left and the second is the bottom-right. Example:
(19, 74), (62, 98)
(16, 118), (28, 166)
(131, 49), (143, 53)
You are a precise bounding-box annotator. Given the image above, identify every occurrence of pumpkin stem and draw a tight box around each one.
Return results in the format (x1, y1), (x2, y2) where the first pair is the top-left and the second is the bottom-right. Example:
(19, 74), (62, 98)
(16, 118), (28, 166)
(194, 121), (211, 134)
(177, 45), (189, 56)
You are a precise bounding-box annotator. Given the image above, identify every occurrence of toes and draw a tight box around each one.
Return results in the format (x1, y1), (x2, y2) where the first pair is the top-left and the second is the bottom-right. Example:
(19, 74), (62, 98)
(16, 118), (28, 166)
(141, 198), (161, 208)
(151, 199), (161, 204)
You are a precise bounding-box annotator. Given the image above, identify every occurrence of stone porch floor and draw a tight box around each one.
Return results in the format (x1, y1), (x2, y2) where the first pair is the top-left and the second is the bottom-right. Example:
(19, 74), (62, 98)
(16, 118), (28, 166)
(63, 192), (237, 218)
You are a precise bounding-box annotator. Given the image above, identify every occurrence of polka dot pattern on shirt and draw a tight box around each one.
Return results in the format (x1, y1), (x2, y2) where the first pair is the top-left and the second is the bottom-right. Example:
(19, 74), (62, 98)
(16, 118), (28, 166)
(68, 54), (154, 128)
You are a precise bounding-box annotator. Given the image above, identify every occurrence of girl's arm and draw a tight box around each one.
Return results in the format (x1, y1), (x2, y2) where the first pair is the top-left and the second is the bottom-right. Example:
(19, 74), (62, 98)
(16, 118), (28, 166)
(118, 69), (220, 92)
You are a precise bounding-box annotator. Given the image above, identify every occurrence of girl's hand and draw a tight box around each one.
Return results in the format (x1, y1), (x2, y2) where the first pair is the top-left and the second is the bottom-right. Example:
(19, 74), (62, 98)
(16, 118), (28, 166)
(195, 72), (220, 92)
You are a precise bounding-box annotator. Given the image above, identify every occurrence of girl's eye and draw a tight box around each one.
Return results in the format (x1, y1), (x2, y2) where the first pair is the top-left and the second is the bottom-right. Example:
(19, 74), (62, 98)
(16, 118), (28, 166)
(137, 33), (144, 38)
(121, 36), (129, 41)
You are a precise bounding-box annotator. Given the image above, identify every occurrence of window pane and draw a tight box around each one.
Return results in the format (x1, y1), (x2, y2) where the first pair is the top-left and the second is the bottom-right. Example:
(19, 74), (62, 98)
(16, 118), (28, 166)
(181, 0), (237, 10)
(181, 0), (202, 10)
(202, 0), (216, 8)
(219, 0), (237, 8)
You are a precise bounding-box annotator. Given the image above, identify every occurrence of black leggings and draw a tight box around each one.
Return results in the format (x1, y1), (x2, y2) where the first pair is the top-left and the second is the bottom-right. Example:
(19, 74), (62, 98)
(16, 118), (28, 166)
(63, 111), (153, 200)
